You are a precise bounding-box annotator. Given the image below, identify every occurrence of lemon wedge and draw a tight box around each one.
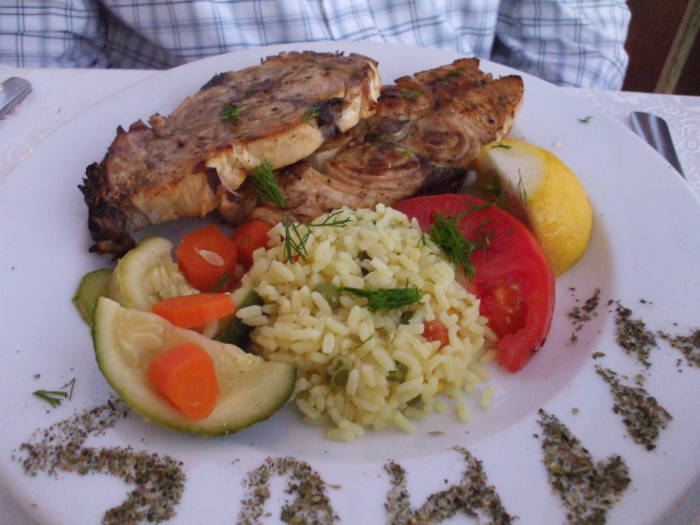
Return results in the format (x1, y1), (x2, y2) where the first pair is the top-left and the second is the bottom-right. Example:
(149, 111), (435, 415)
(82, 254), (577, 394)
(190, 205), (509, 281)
(474, 139), (593, 275)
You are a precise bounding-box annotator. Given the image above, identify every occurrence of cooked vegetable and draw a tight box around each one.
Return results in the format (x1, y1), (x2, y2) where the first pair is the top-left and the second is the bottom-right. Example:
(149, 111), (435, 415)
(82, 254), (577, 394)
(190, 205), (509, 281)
(216, 290), (264, 347)
(314, 283), (341, 308)
(176, 225), (237, 292)
(387, 362), (408, 382)
(147, 342), (219, 421)
(326, 356), (352, 387)
(423, 319), (450, 348)
(109, 236), (197, 311)
(72, 268), (112, 324)
(396, 194), (555, 372)
(152, 293), (235, 329)
(230, 220), (271, 268)
(399, 310), (415, 325)
(92, 297), (296, 435)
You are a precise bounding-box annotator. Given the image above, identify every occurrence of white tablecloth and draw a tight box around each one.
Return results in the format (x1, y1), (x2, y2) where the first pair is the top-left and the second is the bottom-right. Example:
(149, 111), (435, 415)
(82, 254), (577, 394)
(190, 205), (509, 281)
(1, 64), (699, 525)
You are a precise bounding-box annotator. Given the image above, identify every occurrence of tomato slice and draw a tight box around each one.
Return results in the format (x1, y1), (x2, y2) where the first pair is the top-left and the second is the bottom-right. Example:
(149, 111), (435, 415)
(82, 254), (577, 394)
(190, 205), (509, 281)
(230, 220), (272, 269)
(423, 319), (450, 349)
(395, 194), (555, 372)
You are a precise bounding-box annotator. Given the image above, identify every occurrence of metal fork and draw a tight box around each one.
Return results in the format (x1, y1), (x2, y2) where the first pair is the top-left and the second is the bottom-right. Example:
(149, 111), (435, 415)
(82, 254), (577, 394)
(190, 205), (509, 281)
(0, 77), (32, 119)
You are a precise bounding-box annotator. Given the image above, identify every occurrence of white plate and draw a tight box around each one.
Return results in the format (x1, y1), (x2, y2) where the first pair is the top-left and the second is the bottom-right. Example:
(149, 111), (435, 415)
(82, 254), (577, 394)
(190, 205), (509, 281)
(1, 41), (699, 525)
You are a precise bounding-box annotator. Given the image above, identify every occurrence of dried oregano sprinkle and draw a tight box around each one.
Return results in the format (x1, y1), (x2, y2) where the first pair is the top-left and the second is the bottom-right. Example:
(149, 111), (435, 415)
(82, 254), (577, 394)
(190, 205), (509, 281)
(613, 301), (657, 367)
(15, 399), (185, 524)
(236, 456), (338, 525)
(537, 410), (630, 525)
(567, 287), (601, 344)
(596, 367), (672, 451)
(384, 447), (513, 525)
(657, 327), (700, 368)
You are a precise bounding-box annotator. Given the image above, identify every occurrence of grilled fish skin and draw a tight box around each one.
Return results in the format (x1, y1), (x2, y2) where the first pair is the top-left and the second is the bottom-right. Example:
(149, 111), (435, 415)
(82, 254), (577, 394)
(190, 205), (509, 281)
(250, 58), (524, 225)
(80, 51), (381, 256)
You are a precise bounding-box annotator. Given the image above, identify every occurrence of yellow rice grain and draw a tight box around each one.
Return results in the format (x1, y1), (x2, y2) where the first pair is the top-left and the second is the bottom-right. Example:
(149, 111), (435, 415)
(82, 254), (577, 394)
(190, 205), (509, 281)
(238, 314), (268, 327)
(351, 394), (380, 413)
(403, 406), (427, 420)
(471, 363), (491, 381)
(326, 427), (355, 442)
(480, 385), (495, 409)
(346, 368), (360, 396)
(456, 401), (470, 422)
(479, 348), (498, 365)
(321, 332), (336, 354)
(238, 206), (495, 441)
(392, 411), (416, 434)
(296, 398), (321, 420)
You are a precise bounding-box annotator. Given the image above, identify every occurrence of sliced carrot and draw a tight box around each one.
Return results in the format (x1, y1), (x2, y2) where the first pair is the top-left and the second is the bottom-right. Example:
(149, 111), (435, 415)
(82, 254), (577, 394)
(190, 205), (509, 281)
(147, 342), (219, 421)
(152, 293), (236, 329)
(177, 225), (238, 292)
(230, 220), (271, 268)
(423, 319), (450, 349)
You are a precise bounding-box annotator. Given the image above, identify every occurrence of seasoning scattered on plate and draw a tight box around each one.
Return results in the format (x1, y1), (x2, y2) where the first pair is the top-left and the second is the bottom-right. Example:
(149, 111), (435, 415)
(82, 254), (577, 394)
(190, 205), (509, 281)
(567, 287), (601, 343)
(237, 457), (338, 524)
(596, 367), (672, 451)
(658, 327), (700, 368)
(384, 447), (513, 524)
(613, 301), (657, 367)
(537, 409), (630, 524)
(15, 399), (185, 524)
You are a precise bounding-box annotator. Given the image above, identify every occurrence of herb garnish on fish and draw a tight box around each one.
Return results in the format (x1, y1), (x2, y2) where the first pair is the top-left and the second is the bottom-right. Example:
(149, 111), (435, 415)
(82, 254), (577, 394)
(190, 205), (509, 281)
(249, 161), (286, 207)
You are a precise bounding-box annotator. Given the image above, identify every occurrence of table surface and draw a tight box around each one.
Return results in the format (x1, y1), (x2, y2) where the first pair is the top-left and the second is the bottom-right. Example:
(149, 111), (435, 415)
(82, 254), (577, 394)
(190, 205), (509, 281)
(0, 64), (699, 525)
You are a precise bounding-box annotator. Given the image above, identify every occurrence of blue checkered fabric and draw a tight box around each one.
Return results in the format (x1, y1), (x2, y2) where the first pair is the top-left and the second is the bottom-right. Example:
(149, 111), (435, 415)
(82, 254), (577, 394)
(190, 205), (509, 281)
(0, 0), (630, 89)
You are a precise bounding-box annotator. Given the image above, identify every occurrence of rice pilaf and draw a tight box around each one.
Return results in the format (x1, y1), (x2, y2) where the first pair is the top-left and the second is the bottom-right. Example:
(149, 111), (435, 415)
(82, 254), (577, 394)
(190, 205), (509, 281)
(232, 205), (496, 441)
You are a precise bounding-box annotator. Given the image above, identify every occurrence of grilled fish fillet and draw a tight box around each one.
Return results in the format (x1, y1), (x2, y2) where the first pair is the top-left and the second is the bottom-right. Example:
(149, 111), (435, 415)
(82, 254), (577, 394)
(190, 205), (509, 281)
(250, 58), (524, 224)
(80, 51), (381, 256)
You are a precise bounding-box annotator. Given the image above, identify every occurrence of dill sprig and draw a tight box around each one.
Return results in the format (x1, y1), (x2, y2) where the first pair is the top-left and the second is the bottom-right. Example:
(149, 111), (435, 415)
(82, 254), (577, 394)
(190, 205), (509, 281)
(33, 378), (76, 409)
(355, 335), (373, 349)
(340, 285), (421, 312)
(483, 174), (502, 200)
(301, 104), (321, 123)
(516, 171), (528, 203)
(429, 212), (481, 277)
(249, 161), (286, 207)
(578, 115), (593, 124)
(491, 143), (512, 149)
(209, 271), (231, 293)
(33, 390), (67, 408)
(219, 103), (240, 123)
(282, 210), (353, 263)
(312, 210), (354, 228)
(283, 215), (312, 262)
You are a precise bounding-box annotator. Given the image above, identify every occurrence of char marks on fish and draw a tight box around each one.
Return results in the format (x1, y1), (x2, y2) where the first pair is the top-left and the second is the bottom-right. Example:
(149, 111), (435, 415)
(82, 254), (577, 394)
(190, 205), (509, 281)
(80, 51), (381, 256)
(249, 57), (524, 224)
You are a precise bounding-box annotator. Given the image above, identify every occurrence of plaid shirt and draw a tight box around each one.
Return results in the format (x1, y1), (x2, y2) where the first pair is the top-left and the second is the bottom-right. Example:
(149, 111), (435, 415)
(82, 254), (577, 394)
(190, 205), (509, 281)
(0, 1), (630, 89)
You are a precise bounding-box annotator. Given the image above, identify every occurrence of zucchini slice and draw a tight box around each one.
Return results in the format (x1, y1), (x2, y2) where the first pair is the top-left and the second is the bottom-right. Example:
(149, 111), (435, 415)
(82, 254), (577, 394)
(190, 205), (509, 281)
(92, 297), (296, 435)
(73, 268), (112, 324)
(108, 236), (197, 311)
